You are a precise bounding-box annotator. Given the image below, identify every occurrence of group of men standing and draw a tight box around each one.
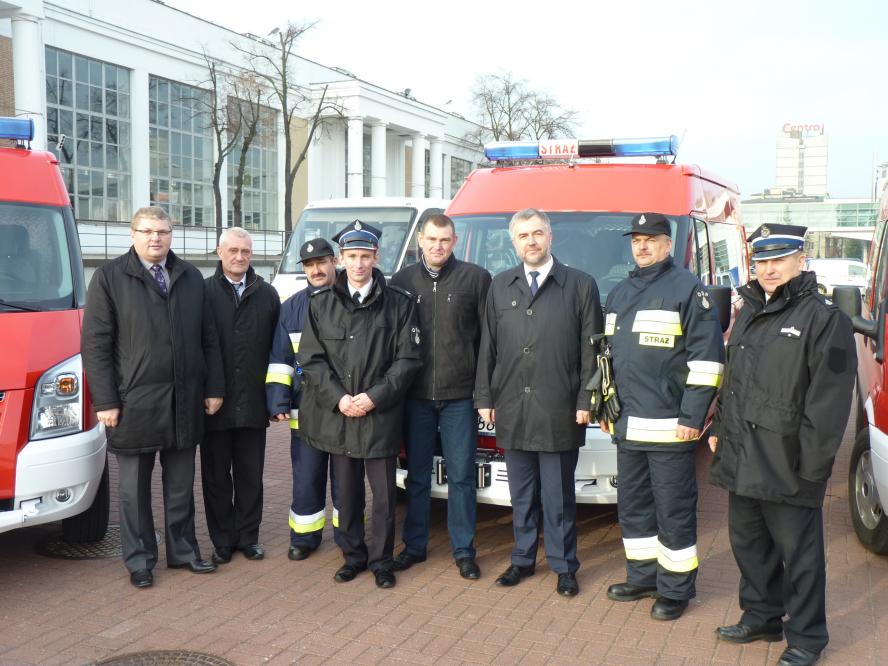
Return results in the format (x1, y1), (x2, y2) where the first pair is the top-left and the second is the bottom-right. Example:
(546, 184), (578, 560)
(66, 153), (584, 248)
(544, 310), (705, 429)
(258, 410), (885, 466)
(82, 205), (854, 666)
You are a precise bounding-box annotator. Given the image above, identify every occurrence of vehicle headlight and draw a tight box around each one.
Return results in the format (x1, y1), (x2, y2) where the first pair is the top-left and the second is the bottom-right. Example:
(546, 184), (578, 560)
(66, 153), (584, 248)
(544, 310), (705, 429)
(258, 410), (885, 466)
(30, 354), (83, 440)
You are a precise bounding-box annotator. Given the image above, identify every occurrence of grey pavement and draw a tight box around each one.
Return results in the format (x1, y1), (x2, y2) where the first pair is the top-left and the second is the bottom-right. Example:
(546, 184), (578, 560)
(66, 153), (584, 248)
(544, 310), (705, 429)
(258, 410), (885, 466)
(1, 415), (886, 665)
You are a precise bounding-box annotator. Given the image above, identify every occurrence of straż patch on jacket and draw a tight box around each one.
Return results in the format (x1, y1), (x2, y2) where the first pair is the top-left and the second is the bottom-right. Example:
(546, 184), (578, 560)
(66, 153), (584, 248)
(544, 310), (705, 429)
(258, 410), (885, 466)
(779, 326), (801, 338)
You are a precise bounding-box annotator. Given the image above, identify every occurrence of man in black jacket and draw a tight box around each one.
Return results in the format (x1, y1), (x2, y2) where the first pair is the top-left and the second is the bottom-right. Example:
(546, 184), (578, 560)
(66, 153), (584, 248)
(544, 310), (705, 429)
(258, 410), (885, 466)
(390, 214), (491, 579)
(299, 220), (422, 589)
(709, 224), (856, 666)
(475, 208), (601, 597)
(82, 206), (225, 588)
(202, 227), (280, 564)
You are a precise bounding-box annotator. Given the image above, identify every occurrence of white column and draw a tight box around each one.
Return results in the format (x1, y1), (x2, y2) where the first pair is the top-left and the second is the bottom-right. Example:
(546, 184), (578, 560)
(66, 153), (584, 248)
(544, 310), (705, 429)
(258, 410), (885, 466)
(129, 69), (150, 210)
(443, 154), (452, 198)
(428, 136), (443, 199)
(370, 121), (387, 197)
(11, 12), (46, 150)
(411, 132), (426, 198)
(346, 116), (364, 198)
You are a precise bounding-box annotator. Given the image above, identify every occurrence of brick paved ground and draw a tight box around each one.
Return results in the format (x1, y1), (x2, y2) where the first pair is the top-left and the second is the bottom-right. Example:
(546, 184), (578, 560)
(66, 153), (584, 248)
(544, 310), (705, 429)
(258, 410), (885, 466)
(1, 416), (887, 665)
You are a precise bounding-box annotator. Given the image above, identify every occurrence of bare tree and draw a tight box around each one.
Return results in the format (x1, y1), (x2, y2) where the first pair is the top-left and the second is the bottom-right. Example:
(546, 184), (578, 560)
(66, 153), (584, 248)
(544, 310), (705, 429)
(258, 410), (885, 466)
(227, 72), (266, 227)
(235, 23), (345, 233)
(524, 92), (579, 141)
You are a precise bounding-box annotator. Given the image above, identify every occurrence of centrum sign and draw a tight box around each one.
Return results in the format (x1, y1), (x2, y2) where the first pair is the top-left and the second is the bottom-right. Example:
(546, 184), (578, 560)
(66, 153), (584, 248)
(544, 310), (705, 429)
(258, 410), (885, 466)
(783, 122), (824, 135)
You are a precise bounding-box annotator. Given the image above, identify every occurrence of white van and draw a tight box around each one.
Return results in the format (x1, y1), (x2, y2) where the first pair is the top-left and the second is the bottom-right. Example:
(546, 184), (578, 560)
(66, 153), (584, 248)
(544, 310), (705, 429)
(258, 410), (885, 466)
(806, 258), (868, 296)
(271, 197), (449, 301)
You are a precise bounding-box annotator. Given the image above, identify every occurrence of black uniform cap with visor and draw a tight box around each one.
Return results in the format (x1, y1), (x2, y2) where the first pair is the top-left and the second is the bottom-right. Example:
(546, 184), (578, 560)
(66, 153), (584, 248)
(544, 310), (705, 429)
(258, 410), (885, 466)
(297, 238), (335, 263)
(332, 219), (383, 251)
(623, 212), (672, 237)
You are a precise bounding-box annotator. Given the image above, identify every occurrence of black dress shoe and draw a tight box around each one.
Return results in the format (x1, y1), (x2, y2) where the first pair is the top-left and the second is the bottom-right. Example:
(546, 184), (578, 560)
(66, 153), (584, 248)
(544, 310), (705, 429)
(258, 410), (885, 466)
(494, 564), (535, 587)
(130, 569), (153, 588)
(375, 569), (396, 589)
(606, 581), (658, 602)
(556, 573), (579, 597)
(288, 545), (313, 561)
(456, 558), (480, 580)
(778, 646), (821, 666)
(715, 621), (783, 644)
(650, 597), (689, 621)
(391, 551), (426, 571)
(333, 563), (366, 583)
(211, 547), (233, 564)
(241, 544), (265, 560)
(168, 559), (217, 574)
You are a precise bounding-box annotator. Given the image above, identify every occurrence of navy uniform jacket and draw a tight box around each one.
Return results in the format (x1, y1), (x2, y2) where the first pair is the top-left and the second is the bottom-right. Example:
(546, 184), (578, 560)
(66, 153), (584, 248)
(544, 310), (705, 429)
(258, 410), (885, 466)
(265, 287), (311, 429)
(605, 257), (724, 452)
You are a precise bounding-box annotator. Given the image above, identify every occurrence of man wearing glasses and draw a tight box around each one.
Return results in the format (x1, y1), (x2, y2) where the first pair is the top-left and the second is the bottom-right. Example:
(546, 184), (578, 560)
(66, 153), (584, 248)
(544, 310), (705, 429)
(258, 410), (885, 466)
(83, 206), (225, 589)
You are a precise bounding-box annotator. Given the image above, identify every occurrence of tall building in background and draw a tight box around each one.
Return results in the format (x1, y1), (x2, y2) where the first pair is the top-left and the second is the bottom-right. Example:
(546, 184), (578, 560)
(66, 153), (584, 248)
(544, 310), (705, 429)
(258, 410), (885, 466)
(775, 123), (828, 196)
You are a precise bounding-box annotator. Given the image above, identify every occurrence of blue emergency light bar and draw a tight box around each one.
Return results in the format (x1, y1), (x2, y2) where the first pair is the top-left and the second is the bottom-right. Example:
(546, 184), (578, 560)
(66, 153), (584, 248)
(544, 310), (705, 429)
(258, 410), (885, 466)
(0, 117), (35, 142)
(484, 135), (679, 162)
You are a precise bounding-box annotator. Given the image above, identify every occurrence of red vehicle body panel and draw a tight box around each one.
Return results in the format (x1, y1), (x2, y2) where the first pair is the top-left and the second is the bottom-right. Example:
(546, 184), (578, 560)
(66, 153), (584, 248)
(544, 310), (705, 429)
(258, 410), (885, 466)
(0, 149), (70, 206)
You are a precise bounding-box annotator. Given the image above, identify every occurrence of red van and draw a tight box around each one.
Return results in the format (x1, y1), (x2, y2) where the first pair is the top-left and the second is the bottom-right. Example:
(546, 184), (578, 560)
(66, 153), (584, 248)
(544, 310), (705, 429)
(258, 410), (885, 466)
(0, 117), (109, 542)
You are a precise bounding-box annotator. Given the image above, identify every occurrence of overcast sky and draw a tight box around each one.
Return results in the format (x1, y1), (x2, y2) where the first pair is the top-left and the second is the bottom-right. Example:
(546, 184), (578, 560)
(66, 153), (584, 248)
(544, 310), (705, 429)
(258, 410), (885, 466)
(166, 0), (887, 199)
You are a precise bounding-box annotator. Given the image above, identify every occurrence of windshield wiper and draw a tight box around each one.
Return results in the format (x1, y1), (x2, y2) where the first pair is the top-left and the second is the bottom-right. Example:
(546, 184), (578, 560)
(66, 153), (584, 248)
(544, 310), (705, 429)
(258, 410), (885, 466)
(0, 298), (41, 312)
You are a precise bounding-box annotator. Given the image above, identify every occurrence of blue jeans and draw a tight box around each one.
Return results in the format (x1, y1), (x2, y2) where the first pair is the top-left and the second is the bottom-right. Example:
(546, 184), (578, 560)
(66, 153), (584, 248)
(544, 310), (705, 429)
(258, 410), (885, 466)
(401, 398), (477, 560)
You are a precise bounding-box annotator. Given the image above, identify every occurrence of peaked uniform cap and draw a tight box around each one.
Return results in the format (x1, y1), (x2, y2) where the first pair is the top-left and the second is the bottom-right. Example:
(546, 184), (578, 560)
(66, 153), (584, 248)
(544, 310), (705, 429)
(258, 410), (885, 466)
(297, 237), (335, 263)
(748, 224), (807, 260)
(333, 219), (382, 251)
(623, 212), (672, 237)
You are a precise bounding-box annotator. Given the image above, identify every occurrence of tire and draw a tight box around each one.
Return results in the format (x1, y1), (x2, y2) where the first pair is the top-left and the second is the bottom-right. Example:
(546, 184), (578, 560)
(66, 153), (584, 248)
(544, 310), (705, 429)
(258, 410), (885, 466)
(848, 429), (888, 554)
(62, 456), (110, 543)
(855, 383), (867, 434)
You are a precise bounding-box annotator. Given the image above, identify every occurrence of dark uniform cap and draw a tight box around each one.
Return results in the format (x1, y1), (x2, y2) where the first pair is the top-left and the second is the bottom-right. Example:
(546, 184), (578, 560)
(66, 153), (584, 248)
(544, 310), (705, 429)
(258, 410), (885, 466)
(297, 237), (335, 263)
(747, 224), (807, 261)
(332, 219), (382, 251)
(623, 212), (672, 237)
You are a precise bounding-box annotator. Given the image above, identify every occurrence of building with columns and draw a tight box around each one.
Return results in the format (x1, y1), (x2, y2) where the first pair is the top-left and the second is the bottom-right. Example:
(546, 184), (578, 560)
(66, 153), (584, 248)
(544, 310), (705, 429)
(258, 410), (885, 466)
(0, 0), (482, 240)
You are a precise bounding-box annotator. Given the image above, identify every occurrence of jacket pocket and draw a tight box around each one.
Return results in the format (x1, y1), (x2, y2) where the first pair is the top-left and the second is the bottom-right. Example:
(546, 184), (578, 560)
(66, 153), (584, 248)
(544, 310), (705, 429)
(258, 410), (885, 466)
(319, 325), (346, 341)
(741, 400), (800, 435)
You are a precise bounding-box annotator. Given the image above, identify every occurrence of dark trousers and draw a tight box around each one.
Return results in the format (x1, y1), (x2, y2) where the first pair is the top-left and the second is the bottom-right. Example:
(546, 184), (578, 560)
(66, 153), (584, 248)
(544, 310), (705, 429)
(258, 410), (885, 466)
(617, 447), (698, 600)
(331, 454), (396, 572)
(504, 448), (579, 575)
(290, 431), (338, 549)
(116, 448), (200, 572)
(200, 427), (266, 549)
(729, 493), (828, 653)
(402, 398), (477, 560)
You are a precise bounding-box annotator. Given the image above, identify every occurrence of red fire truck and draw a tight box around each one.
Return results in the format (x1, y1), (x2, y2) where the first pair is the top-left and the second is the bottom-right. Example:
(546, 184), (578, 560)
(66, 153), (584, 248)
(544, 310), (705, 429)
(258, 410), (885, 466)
(0, 117), (109, 542)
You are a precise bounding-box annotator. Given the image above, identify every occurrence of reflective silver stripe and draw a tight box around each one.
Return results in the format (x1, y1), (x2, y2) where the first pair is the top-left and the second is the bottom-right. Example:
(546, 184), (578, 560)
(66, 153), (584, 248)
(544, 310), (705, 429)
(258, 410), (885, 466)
(605, 313), (617, 336)
(625, 416), (682, 443)
(686, 360), (724, 387)
(267, 363), (294, 377)
(289, 508), (325, 525)
(632, 309), (683, 336)
(289, 332), (302, 353)
(623, 535), (658, 560)
(657, 540), (698, 572)
(289, 409), (299, 420)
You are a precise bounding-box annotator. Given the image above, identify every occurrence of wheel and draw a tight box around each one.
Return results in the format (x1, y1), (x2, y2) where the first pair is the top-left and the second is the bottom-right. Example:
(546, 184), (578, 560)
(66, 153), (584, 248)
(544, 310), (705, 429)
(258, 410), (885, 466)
(848, 429), (888, 554)
(62, 456), (110, 543)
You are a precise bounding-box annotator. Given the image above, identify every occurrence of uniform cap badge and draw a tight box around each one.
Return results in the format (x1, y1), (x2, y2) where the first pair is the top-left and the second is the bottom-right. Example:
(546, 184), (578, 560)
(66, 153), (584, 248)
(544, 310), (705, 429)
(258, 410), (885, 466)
(639, 214), (647, 225)
(306, 243), (314, 253)
(354, 220), (363, 230)
(760, 226), (770, 238)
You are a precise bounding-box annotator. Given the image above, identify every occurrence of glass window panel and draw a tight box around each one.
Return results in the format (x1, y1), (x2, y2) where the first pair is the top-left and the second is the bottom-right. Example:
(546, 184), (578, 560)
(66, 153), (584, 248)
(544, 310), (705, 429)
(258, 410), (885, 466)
(156, 101), (168, 127)
(58, 139), (73, 164)
(182, 206), (192, 226)
(75, 83), (89, 110)
(46, 77), (58, 105)
(118, 122), (130, 148)
(76, 139), (90, 166)
(90, 116), (103, 142)
(106, 144), (119, 171)
(57, 51), (72, 80)
(60, 110), (74, 138)
(106, 172), (119, 199)
(75, 56), (89, 83)
(45, 49), (57, 76)
(193, 137), (204, 159)
(171, 104), (181, 130)
(106, 118), (118, 145)
(46, 108), (59, 136)
(105, 65), (117, 91)
(182, 158), (192, 179)
(106, 90), (117, 116)
(77, 197), (90, 219)
(77, 169), (90, 196)
(148, 99), (156, 125)
(58, 79), (73, 108)
(117, 94), (129, 119)
(181, 134), (192, 157)
(194, 207), (203, 226)
(91, 142), (104, 170)
(89, 60), (102, 86)
(91, 169), (104, 197)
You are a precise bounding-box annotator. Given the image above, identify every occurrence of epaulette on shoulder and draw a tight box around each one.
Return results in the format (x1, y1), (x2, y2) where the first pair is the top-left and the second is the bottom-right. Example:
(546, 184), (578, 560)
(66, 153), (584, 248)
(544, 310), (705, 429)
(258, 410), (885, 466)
(387, 284), (413, 299)
(814, 291), (839, 310)
(310, 285), (332, 297)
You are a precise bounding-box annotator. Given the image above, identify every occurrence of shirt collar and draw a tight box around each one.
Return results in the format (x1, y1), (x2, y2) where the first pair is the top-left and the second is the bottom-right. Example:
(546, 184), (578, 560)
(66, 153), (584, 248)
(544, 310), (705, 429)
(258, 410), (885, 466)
(139, 257), (166, 272)
(524, 256), (554, 286)
(349, 279), (373, 302)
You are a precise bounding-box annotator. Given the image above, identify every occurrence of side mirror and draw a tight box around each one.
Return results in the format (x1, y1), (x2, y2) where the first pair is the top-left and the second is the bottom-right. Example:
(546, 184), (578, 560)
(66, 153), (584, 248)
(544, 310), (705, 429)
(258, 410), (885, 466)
(708, 285), (732, 333)
(833, 286), (878, 340)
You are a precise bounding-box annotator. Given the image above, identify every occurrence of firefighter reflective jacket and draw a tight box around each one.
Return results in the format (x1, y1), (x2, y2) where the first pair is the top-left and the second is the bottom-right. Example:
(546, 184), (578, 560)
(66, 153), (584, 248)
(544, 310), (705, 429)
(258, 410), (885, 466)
(265, 287), (311, 430)
(605, 257), (725, 451)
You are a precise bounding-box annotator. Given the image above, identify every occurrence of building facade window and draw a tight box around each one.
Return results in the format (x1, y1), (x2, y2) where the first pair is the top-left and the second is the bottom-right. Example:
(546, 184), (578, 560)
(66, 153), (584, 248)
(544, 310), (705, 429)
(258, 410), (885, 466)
(450, 156), (473, 196)
(227, 105), (278, 230)
(363, 139), (371, 196)
(45, 46), (131, 222)
(148, 76), (213, 226)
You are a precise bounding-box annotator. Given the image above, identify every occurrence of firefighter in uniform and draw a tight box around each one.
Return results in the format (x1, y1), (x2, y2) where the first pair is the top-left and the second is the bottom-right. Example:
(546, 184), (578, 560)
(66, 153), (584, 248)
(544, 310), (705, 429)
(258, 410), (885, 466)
(266, 238), (339, 561)
(602, 212), (724, 621)
(709, 224), (856, 666)
(298, 221), (422, 589)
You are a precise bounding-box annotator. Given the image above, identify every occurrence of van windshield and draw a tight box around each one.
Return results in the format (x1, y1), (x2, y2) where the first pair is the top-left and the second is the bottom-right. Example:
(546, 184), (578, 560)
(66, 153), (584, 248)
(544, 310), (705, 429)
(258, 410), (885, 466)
(279, 207), (417, 276)
(0, 203), (76, 311)
(449, 212), (679, 301)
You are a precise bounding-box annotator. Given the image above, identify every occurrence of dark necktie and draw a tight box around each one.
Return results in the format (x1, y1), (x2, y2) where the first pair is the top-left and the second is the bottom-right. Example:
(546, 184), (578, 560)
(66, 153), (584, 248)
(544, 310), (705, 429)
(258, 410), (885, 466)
(151, 264), (168, 295)
(529, 270), (540, 296)
(233, 281), (244, 303)
(352, 291), (362, 305)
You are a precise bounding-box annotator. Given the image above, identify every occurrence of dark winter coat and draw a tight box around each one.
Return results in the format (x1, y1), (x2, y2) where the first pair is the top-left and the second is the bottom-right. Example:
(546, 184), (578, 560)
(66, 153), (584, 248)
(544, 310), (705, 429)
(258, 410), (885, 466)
(389, 255), (491, 401)
(709, 271), (857, 507)
(298, 268), (422, 458)
(82, 248), (225, 455)
(204, 263), (280, 431)
(474, 259), (602, 452)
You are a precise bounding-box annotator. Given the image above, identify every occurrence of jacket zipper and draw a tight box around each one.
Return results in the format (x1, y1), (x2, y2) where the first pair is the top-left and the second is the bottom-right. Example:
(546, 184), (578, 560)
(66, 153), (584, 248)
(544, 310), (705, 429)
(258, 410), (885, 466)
(432, 280), (437, 400)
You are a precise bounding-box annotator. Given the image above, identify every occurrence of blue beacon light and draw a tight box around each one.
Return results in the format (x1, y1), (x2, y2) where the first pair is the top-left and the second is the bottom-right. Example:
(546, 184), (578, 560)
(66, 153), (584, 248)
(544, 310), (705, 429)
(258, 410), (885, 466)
(484, 135), (678, 162)
(0, 117), (35, 142)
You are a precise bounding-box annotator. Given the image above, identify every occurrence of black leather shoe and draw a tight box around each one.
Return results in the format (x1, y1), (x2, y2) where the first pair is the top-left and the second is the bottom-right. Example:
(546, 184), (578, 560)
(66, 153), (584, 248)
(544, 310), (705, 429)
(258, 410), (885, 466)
(556, 573), (579, 597)
(168, 559), (217, 574)
(715, 622), (783, 644)
(130, 569), (153, 588)
(241, 544), (265, 560)
(333, 563), (366, 583)
(211, 547), (233, 564)
(606, 581), (658, 602)
(778, 646), (821, 666)
(288, 545), (313, 561)
(650, 597), (689, 621)
(456, 558), (480, 580)
(494, 564), (535, 587)
(391, 551), (426, 571)
(375, 569), (396, 589)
